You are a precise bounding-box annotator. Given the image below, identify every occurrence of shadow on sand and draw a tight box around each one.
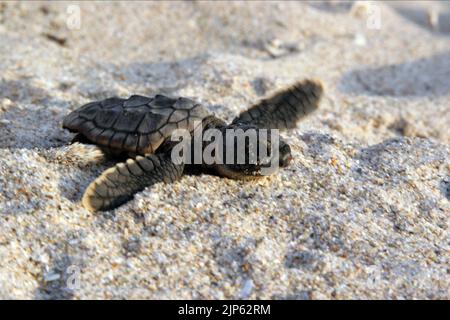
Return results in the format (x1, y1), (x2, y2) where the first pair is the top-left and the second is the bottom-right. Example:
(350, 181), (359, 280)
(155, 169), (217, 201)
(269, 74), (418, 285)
(338, 52), (450, 97)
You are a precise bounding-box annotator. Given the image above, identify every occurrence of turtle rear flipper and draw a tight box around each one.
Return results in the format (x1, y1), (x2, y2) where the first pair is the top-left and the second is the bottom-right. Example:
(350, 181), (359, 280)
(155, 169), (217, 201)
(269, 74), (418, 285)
(233, 79), (323, 129)
(82, 153), (184, 211)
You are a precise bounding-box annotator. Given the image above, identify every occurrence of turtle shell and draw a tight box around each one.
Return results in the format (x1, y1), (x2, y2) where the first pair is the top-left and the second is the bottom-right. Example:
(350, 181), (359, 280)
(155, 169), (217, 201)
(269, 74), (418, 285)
(63, 94), (211, 154)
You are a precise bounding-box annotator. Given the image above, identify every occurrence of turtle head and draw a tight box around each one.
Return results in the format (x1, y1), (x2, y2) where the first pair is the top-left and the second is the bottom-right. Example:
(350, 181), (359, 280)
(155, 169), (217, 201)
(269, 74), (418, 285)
(212, 123), (292, 179)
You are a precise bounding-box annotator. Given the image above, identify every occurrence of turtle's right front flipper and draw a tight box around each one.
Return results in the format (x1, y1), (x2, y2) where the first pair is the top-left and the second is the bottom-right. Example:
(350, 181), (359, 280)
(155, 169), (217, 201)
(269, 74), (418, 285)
(82, 153), (184, 212)
(233, 79), (324, 130)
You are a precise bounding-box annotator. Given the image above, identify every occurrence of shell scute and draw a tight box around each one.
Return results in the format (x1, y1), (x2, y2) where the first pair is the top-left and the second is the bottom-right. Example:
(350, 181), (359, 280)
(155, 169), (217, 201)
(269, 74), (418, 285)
(96, 129), (115, 146)
(173, 97), (196, 110)
(169, 109), (189, 123)
(94, 108), (121, 129)
(150, 107), (174, 117)
(124, 134), (139, 153)
(151, 95), (177, 108)
(79, 104), (99, 120)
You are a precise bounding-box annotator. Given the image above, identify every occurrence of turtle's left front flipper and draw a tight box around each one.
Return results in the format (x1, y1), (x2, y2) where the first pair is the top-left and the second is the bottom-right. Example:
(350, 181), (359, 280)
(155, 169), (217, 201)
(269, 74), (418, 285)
(233, 79), (324, 130)
(82, 153), (184, 212)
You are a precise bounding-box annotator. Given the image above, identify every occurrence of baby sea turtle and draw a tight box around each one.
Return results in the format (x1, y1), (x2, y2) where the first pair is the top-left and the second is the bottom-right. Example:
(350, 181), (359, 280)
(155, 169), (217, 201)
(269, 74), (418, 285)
(63, 79), (323, 211)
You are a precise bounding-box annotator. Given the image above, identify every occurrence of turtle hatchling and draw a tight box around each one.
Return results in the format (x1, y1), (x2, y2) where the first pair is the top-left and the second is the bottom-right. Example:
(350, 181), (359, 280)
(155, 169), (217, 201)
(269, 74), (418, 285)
(62, 79), (323, 211)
